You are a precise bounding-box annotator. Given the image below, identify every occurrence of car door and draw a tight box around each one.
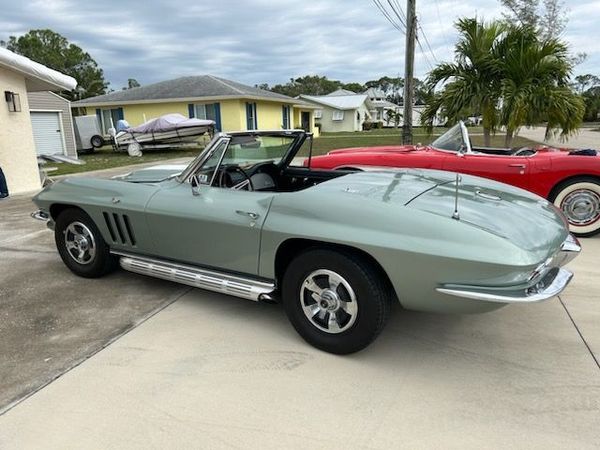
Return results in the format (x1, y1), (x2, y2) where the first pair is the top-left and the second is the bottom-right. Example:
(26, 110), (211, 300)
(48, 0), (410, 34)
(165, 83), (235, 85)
(145, 181), (275, 275)
(443, 152), (531, 190)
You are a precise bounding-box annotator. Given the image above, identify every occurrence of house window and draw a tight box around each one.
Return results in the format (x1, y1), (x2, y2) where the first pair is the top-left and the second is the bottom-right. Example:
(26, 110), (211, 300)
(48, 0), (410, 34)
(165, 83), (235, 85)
(246, 102), (257, 130)
(314, 109), (322, 119)
(282, 105), (291, 129)
(190, 102), (222, 131)
(332, 110), (344, 121)
(96, 107), (124, 134)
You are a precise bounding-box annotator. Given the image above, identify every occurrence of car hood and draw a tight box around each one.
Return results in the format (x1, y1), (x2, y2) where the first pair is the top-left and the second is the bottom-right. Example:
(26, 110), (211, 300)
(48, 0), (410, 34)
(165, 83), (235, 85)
(406, 173), (568, 253)
(115, 164), (189, 183)
(314, 169), (567, 253)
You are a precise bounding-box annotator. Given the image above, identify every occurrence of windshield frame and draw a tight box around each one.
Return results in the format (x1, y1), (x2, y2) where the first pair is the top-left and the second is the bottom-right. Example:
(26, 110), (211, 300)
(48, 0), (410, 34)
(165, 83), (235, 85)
(177, 130), (307, 184)
(430, 121), (472, 154)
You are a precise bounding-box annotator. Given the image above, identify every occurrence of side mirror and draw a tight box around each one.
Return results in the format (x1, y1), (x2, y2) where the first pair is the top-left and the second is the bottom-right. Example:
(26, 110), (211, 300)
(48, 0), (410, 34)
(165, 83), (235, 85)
(190, 175), (201, 196)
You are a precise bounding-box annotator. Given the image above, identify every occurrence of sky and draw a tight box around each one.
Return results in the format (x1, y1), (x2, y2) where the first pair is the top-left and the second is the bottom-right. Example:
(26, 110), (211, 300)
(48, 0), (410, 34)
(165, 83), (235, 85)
(1, 0), (599, 90)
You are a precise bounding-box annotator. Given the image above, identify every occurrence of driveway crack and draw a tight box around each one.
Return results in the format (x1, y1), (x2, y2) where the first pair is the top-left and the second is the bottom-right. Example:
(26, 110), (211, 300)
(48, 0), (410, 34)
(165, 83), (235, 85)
(559, 295), (600, 372)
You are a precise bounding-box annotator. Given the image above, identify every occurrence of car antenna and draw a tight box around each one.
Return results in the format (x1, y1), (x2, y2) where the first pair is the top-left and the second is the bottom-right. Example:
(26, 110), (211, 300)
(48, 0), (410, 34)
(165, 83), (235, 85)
(452, 172), (461, 220)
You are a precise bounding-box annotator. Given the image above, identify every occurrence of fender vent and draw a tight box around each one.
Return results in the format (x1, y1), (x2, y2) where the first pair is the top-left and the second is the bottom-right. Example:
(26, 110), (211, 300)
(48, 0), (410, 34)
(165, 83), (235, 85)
(103, 212), (136, 246)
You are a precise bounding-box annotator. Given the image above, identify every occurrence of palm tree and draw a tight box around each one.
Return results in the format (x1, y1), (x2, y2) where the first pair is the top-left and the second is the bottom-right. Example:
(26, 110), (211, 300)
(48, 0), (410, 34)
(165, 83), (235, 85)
(422, 18), (506, 146)
(497, 26), (584, 146)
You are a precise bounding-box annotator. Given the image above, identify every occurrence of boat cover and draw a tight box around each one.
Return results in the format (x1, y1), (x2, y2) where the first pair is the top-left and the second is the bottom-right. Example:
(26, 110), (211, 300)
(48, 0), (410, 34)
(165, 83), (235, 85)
(128, 114), (214, 133)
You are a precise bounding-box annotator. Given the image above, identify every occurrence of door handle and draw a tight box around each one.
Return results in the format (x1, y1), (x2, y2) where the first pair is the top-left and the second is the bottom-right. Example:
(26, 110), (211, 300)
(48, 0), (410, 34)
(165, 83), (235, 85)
(509, 164), (526, 168)
(236, 210), (259, 220)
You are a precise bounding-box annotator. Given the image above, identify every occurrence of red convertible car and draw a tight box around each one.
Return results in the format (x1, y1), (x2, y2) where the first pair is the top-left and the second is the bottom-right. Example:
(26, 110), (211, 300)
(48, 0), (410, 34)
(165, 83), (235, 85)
(309, 122), (600, 237)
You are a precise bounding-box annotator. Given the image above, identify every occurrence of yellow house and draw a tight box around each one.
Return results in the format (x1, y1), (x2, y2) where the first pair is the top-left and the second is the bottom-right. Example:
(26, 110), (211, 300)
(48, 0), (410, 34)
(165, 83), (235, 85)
(72, 75), (318, 136)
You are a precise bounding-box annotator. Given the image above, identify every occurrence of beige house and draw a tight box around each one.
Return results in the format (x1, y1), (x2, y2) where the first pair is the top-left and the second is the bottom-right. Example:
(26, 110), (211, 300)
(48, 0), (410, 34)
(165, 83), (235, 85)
(0, 48), (76, 195)
(299, 89), (371, 132)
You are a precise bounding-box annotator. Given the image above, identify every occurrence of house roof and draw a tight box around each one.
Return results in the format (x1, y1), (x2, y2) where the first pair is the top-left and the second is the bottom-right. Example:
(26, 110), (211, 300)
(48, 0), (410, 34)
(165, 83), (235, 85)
(0, 47), (77, 92)
(363, 87), (387, 99)
(326, 88), (357, 97)
(299, 94), (368, 111)
(72, 75), (298, 106)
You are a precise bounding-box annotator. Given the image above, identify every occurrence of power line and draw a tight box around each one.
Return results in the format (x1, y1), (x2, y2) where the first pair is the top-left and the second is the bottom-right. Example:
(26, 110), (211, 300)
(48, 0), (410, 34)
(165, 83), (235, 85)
(372, 0), (405, 33)
(417, 20), (438, 64)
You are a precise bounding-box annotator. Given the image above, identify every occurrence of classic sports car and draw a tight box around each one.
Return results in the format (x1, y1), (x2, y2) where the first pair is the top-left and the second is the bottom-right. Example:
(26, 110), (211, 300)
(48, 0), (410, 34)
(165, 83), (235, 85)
(308, 122), (600, 237)
(32, 130), (580, 354)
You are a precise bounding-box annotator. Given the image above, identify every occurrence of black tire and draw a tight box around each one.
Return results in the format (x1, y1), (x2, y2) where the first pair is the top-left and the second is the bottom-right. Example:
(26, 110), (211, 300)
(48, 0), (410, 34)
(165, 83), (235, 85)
(55, 208), (117, 278)
(281, 249), (391, 354)
(90, 135), (104, 148)
(549, 177), (600, 237)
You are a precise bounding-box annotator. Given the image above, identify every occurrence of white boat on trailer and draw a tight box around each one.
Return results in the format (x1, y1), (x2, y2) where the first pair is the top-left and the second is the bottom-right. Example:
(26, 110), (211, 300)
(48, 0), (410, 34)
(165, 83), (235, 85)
(113, 113), (215, 155)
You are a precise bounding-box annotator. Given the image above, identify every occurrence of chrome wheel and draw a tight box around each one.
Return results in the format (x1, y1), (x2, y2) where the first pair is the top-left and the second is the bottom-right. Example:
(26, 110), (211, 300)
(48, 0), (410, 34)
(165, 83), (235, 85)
(300, 269), (358, 334)
(560, 189), (600, 226)
(64, 221), (96, 265)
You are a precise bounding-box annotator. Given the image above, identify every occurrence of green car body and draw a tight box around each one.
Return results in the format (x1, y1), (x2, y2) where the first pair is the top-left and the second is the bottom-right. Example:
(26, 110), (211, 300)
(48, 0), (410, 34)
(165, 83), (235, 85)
(32, 130), (580, 351)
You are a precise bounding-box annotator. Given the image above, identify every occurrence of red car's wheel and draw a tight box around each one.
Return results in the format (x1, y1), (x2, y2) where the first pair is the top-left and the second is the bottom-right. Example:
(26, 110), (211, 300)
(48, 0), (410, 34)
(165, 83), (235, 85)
(551, 177), (600, 237)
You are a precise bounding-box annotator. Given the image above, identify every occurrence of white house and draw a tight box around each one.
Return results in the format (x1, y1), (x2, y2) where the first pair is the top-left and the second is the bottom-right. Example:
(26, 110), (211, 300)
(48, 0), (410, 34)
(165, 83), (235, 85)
(299, 89), (371, 132)
(363, 87), (402, 126)
(0, 47), (76, 194)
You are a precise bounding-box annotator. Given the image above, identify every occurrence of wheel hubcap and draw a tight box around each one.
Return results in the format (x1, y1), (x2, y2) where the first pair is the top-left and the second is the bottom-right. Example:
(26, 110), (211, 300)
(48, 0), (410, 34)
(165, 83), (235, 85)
(64, 221), (96, 265)
(300, 269), (358, 334)
(560, 189), (600, 226)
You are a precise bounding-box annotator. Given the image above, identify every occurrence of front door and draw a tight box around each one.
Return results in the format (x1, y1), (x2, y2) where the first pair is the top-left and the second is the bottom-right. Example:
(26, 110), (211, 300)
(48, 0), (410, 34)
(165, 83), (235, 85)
(443, 153), (532, 191)
(145, 182), (274, 275)
(301, 111), (310, 132)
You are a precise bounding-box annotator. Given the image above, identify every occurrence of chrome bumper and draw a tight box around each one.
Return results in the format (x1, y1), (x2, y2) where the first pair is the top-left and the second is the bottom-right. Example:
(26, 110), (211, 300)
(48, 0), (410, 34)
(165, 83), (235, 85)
(31, 210), (49, 221)
(31, 209), (54, 230)
(437, 268), (573, 304)
(437, 234), (579, 304)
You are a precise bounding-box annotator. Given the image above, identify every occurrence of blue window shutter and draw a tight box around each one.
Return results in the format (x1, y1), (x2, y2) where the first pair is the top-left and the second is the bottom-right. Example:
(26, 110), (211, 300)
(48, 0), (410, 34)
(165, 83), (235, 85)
(95, 108), (101, 123)
(282, 106), (287, 129)
(117, 107), (124, 120)
(213, 103), (222, 131)
(253, 103), (258, 129)
(188, 104), (195, 118)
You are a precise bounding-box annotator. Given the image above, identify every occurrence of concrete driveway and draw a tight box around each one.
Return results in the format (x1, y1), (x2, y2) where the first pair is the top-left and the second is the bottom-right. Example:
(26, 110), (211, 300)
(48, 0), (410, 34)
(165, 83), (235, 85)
(0, 172), (599, 448)
(518, 126), (599, 148)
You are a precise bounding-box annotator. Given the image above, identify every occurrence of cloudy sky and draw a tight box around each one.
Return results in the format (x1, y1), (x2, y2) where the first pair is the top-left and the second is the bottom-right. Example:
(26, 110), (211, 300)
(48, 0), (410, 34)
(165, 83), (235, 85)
(1, 0), (598, 89)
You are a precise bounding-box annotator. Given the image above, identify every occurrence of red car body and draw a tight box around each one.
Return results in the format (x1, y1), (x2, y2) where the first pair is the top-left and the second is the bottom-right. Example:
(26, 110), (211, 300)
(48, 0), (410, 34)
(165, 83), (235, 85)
(309, 129), (600, 236)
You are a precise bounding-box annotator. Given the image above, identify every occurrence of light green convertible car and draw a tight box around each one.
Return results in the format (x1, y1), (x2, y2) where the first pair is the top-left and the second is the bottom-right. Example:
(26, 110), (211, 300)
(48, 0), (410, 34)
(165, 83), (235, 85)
(32, 129), (580, 354)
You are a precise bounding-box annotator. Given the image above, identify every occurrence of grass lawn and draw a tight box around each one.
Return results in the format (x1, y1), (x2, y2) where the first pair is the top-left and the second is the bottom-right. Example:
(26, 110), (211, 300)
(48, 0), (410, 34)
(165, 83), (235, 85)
(48, 129), (540, 176)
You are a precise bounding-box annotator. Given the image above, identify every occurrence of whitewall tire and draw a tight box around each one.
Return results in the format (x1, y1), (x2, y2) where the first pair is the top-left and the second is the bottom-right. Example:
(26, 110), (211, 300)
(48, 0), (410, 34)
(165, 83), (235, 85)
(551, 178), (600, 237)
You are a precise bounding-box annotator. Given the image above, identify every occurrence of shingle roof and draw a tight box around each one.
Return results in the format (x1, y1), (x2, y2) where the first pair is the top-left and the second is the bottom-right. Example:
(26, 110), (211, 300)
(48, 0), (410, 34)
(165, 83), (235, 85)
(299, 94), (368, 110)
(72, 75), (296, 105)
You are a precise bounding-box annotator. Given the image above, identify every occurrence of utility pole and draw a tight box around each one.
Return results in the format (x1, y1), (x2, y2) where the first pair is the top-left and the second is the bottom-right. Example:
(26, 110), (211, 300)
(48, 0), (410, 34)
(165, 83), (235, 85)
(402, 0), (416, 144)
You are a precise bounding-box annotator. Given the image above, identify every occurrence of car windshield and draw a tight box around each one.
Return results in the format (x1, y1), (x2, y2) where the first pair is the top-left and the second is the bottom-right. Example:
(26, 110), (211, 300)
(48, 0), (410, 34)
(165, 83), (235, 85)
(431, 123), (469, 152)
(186, 133), (299, 185)
(222, 135), (297, 167)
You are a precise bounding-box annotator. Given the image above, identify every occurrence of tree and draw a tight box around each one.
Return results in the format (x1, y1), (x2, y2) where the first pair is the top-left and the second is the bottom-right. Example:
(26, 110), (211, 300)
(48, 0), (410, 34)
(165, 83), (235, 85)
(422, 18), (583, 146)
(4, 29), (107, 100)
(572, 74), (600, 94)
(385, 109), (402, 128)
(423, 18), (506, 146)
(500, 0), (567, 39)
(341, 82), (365, 93)
(124, 78), (140, 90)
(270, 75), (342, 97)
(497, 25), (584, 145)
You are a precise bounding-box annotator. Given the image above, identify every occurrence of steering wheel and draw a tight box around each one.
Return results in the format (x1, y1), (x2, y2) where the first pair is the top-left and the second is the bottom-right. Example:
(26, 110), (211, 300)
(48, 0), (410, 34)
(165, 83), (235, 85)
(219, 165), (254, 191)
(513, 147), (536, 157)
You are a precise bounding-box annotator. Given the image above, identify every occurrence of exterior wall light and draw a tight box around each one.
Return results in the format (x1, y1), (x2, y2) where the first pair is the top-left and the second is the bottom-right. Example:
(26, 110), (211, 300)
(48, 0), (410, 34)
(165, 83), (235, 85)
(4, 91), (21, 112)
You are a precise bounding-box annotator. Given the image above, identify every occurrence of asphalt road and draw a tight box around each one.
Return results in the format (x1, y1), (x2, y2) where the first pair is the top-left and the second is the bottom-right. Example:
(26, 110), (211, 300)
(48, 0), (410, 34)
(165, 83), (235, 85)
(0, 167), (598, 448)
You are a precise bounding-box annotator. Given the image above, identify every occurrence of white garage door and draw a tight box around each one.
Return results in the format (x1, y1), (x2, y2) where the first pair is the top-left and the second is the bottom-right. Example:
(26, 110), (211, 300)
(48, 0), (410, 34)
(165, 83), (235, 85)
(31, 112), (65, 156)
